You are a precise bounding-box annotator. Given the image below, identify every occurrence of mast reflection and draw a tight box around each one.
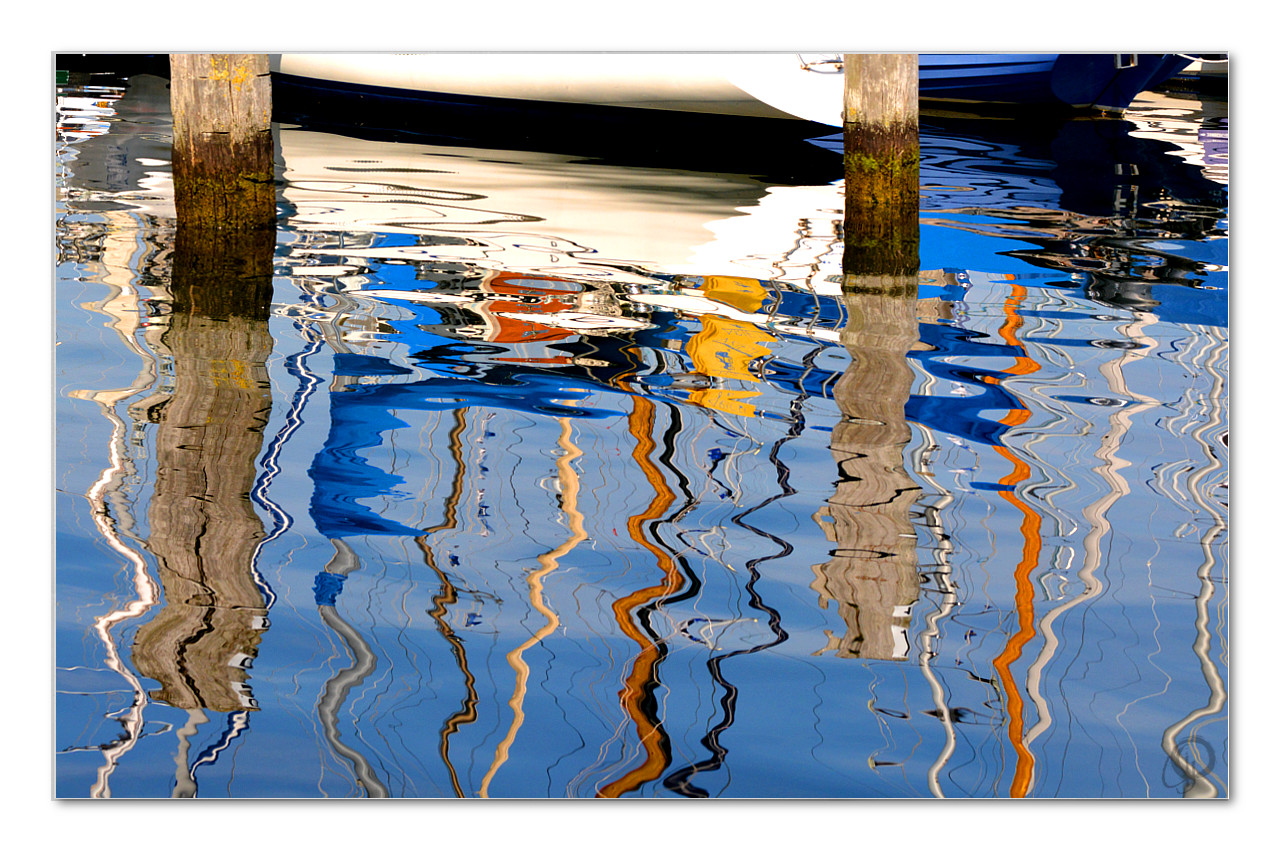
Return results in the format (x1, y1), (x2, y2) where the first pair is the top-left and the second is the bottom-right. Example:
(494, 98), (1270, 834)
(597, 395), (682, 797)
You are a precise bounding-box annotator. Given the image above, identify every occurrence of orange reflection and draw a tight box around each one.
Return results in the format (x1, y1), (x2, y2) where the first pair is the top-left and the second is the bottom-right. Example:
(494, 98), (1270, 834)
(415, 409), (477, 798)
(990, 283), (1042, 798)
(481, 272), (582, 345)
(685, 314), (775, 418)
(597, 395), (682, 798)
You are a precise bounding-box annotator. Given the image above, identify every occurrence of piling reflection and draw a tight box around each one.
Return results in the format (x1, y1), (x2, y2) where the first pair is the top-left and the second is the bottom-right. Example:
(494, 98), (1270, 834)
(811, 280), (922, 660)
(124, 223), (276, 803)
(130, 230), (274, 716)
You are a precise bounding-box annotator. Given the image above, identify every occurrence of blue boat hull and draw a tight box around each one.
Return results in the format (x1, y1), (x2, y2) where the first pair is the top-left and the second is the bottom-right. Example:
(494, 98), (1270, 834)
(918, 53), (1192, 112)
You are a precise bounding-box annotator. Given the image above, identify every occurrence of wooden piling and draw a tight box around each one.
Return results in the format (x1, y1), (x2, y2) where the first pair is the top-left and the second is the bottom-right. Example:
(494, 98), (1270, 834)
(169, 53), (274, 232)
(842, 54), (919, 277)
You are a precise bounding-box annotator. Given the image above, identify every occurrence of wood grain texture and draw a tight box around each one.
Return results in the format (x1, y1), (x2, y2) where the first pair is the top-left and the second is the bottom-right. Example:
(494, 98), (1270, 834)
(169, 54), (275, 231)
(811, 283), (921, 659)
(842, 54), (919, 127)
(131, 229), (274, 712)
(842, 54), (919, 275)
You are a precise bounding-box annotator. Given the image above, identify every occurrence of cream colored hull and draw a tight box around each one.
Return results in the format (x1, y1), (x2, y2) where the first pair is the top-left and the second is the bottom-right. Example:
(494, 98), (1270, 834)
(271, 53), (845, 126)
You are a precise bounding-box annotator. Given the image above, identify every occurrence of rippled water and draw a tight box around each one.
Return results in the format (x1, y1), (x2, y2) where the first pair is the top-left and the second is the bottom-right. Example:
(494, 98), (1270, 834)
(54, 66), (1228, 799)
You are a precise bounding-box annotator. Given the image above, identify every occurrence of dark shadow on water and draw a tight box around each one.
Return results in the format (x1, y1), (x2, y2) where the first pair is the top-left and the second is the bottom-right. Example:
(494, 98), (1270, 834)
(271, 73), (844, 185)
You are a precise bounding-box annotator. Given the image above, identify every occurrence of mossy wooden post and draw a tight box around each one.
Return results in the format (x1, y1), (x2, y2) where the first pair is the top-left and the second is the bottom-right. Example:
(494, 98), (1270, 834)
(169, 53), (274, 233)
(842, 53), (919, 280)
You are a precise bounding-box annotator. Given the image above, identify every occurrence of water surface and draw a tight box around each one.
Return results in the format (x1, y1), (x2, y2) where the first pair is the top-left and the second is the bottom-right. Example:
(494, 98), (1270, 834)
(54, 67), (1227, 798)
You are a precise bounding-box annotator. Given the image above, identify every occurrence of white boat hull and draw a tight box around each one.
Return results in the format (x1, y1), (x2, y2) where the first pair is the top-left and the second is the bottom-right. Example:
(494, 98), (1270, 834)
(272, 53), (846, 126)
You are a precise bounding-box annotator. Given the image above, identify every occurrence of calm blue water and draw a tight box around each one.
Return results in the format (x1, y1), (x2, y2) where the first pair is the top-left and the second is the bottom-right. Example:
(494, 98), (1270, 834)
(54, 66), (1228, 799)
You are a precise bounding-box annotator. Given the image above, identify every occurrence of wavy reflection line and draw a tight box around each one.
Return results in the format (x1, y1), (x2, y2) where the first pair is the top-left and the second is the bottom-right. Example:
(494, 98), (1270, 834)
(479, 417), (588, 797)
(413, 408), (478, 798)
(189, 710), (251, 779)
(70, 232), (164, 798)
(909, 422), (960, 798)
(1161, 324), (1228, 798)
(317, 613), (390, 797)
(1023, 309), (1161, 791)
(662, 385), (799, 797)
(86, 399), (160, 799)
(170, 708), (208, 798)
(588, 403), (703, 797)
(597, 394), (681, 798)
(171, 709), (251, 798)
(316, 540), (390, 798)
(249, 323), (328, 612)
(989, 282), (1043, 798)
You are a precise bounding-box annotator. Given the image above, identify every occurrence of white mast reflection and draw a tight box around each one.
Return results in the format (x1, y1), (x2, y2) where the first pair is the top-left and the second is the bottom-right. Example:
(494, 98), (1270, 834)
(68, 209), (169, 798)
(1022, 309), (1161, 793)
(1160, 324), (1228, 797)
(909, 421), (959, 798)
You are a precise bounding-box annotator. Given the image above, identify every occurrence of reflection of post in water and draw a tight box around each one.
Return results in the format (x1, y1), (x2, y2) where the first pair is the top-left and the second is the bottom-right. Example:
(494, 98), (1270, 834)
(812, 279), (922, 659)
(129, 98), (276, 791)
(131, 230), (275, 711)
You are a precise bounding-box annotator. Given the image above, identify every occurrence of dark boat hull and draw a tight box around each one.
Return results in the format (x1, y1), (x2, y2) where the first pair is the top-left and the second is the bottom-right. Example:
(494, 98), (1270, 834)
(918, 53), (1192, 112)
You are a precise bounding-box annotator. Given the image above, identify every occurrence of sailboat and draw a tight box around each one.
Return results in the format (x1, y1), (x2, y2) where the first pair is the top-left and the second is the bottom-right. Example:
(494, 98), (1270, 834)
(270, 52), (1193, 136)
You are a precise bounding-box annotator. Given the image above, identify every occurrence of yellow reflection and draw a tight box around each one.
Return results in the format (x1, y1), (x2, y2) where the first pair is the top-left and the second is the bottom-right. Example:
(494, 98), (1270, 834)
(700, 275), (769, 314)
(685, 314), (775, 418)
(480, 418), (588, 797)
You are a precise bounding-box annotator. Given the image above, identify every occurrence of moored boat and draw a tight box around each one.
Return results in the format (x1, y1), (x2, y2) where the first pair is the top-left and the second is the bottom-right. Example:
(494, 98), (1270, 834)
(270, 52), (1195, 133)
(1165, 53), (1228, 91)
